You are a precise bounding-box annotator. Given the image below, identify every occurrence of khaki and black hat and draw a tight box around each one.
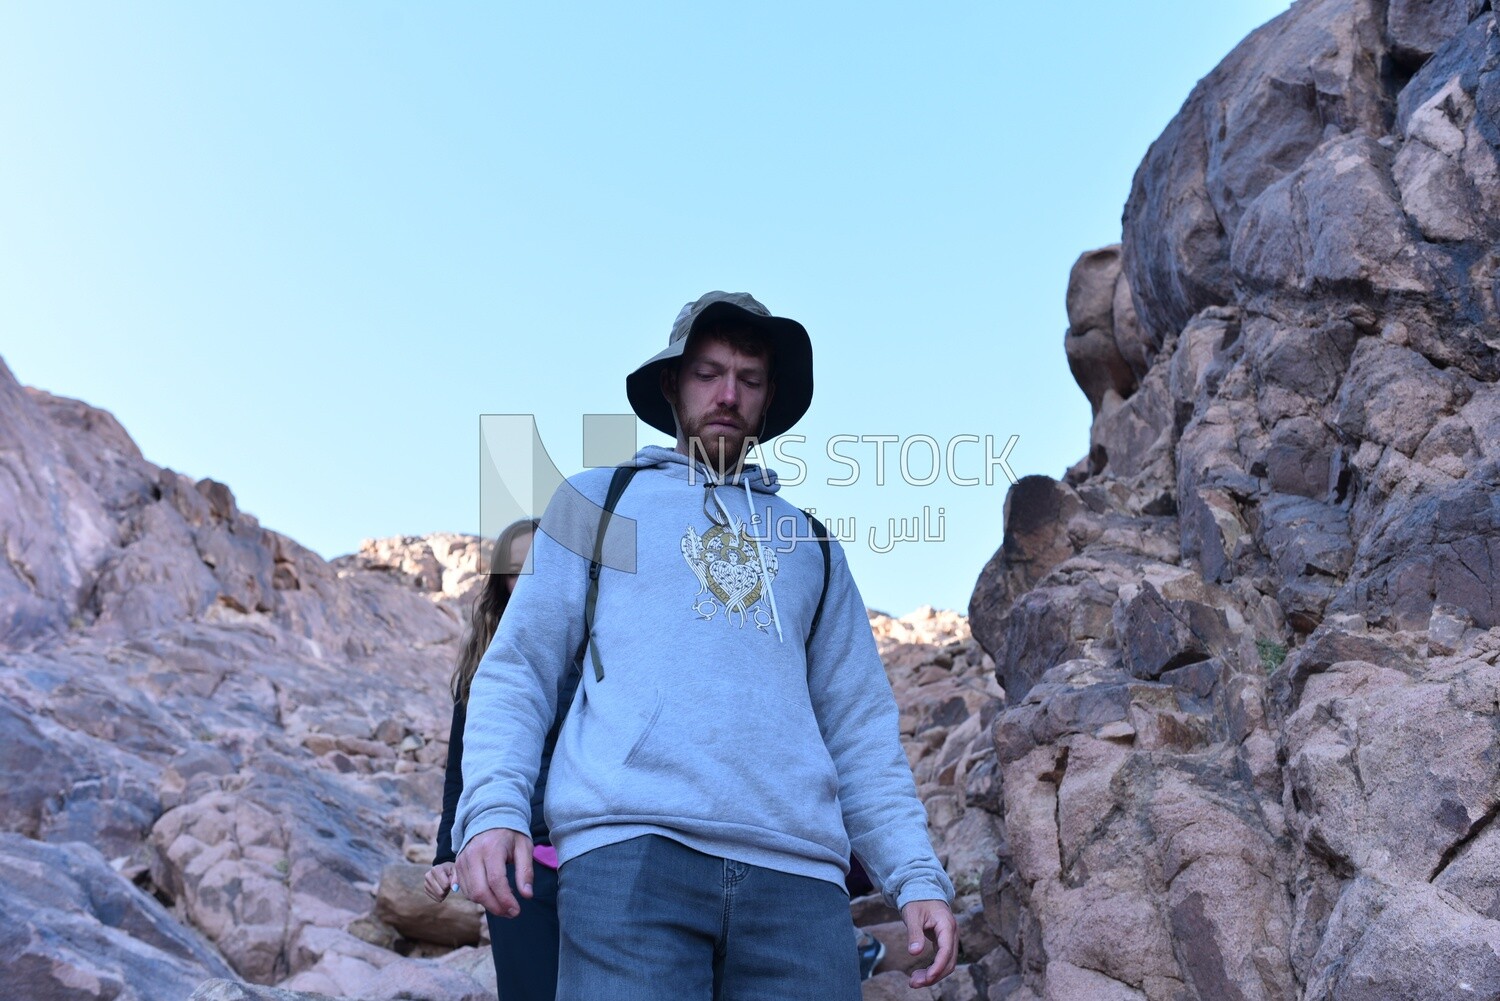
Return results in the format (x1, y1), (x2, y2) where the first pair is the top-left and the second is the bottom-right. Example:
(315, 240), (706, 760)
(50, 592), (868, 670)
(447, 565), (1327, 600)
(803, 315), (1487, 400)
(625, 290), (813, 441)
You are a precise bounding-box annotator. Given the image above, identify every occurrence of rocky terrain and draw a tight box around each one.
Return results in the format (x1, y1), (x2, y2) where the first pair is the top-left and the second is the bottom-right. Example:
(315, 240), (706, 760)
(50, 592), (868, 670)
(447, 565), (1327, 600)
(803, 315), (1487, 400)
(0, 342), (510, 998)
(0, 346), (1005, 998)
(967, 0), (1500, 997)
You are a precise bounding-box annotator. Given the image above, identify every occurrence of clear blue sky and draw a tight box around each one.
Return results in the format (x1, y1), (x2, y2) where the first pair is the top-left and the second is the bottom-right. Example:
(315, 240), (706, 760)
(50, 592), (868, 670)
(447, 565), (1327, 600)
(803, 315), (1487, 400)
(1, 2), (1289, 616)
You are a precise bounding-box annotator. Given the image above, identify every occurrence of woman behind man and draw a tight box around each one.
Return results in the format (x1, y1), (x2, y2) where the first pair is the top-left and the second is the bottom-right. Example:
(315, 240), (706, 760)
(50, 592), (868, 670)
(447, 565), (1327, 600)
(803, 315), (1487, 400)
(424, 518), (564, 1001)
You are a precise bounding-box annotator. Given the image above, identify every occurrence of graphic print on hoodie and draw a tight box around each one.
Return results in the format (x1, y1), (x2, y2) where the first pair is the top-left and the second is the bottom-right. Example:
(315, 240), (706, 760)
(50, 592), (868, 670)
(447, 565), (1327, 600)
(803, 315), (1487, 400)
(681, 521), (779, 628)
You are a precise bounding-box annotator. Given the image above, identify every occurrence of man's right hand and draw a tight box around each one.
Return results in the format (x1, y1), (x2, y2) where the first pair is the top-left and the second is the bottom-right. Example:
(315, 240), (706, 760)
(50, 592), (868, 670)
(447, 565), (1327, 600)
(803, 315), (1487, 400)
(454, 827), (534, 918)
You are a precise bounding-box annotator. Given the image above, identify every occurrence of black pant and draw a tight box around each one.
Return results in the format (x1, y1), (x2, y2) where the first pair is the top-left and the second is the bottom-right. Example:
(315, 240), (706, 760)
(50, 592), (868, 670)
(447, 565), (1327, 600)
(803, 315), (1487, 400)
(487, 862), (560, 1001)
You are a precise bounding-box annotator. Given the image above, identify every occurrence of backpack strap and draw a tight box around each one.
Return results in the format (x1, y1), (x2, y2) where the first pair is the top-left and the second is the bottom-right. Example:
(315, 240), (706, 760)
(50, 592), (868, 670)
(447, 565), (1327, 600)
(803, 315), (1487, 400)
(803, 509), (832, 649)
(583, 465), (639, 682)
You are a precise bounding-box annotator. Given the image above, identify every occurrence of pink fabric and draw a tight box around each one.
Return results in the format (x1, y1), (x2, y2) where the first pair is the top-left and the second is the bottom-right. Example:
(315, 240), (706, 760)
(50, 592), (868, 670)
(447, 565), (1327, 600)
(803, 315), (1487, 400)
(532, 844), (559, 869)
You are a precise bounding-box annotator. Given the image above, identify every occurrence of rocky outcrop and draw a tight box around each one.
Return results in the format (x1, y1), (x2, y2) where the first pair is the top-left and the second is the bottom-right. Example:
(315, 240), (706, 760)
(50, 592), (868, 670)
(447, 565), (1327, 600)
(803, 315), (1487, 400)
(330, 534), (493, 606)
(970, 1), (1500, 998)
(0, 834), (235, 1001)
(862, 608), (1005, 999)
(0, 352), (504, 997)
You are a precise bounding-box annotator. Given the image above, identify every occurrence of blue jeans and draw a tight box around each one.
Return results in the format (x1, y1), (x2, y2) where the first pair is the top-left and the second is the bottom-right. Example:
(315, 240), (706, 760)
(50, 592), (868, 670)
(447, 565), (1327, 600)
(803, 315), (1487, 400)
(555, 835), (861, 1001)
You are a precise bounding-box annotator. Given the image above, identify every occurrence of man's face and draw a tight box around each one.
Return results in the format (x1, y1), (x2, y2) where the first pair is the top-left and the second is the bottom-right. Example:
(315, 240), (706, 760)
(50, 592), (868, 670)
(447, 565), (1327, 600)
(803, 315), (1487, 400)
(663, 334), (775, 473)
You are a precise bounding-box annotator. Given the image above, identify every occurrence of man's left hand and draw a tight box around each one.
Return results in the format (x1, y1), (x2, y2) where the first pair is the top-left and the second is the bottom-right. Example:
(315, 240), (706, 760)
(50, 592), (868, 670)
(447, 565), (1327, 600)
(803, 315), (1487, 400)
(901, 898), (957, 988)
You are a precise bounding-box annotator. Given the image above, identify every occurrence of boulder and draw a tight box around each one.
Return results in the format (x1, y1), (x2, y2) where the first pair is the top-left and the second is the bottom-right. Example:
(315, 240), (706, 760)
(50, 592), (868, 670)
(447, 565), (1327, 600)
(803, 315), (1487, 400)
(189, 982), (336, 1001)
(373, 862), (483, 947)
(0, 834), (234, 1001)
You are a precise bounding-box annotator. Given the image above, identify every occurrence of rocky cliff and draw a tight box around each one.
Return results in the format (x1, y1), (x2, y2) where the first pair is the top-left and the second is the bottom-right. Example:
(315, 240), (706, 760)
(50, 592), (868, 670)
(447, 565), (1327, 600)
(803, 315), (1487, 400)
(968, 0), (1500, 998)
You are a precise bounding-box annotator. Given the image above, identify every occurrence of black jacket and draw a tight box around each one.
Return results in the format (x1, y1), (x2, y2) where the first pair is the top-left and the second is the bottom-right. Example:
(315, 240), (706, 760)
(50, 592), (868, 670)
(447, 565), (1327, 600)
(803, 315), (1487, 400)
(433, 661), (582, 865)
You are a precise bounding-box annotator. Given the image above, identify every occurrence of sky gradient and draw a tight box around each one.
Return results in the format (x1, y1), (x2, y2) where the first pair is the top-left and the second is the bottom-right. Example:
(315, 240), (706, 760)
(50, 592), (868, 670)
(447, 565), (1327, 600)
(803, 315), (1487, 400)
(2, 1), (1292, 615)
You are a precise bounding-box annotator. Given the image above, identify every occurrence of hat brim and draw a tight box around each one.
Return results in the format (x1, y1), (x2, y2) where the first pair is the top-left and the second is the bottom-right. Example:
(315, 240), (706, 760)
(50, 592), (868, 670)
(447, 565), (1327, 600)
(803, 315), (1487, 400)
(626, 301), (813, 441)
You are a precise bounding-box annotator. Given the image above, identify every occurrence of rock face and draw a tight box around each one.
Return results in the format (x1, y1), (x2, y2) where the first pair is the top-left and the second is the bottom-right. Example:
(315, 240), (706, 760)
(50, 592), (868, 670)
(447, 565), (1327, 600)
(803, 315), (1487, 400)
(970, 1), (1500, 998)
(0, 834), (235, 1001)
(0, 352), (505, 998)
(862, 608), (1005, 1000)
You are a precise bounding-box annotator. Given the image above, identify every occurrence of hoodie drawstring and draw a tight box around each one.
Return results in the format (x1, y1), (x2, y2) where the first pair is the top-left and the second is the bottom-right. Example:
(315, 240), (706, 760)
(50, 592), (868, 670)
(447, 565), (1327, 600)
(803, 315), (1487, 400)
(703, 475), (736, 528)
(742, 477), (784, 643)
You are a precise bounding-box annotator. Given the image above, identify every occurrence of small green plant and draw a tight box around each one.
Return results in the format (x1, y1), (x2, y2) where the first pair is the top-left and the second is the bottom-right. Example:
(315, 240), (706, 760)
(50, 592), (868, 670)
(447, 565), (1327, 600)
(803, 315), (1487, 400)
(1257, 639), (1288, 672)
(275, 857), (290, 877)
(951, 871), (983, 898)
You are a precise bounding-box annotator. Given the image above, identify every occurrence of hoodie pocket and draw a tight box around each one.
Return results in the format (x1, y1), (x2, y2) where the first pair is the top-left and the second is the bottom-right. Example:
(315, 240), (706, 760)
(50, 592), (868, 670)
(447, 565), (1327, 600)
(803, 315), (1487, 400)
(615, 684), (845, 847)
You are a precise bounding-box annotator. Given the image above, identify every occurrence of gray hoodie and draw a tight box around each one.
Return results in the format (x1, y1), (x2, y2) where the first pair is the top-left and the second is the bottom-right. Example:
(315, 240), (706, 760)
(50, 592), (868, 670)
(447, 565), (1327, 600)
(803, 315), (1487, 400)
(453, 445), (954, 908)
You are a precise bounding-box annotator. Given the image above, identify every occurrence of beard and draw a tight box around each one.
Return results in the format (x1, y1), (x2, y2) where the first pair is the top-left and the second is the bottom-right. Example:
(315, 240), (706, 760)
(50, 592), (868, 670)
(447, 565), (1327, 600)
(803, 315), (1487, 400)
(681, 410), (754, 472)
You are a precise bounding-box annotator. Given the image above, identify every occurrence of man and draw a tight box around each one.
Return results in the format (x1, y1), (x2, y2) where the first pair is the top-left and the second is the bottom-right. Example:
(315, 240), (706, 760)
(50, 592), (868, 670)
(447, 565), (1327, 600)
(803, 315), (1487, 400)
(454, 291), (957, 999)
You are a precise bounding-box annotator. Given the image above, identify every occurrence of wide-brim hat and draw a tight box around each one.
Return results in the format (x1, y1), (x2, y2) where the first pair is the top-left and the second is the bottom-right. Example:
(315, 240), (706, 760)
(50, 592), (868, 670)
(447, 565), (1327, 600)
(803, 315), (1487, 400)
(626, 291), (813, 441)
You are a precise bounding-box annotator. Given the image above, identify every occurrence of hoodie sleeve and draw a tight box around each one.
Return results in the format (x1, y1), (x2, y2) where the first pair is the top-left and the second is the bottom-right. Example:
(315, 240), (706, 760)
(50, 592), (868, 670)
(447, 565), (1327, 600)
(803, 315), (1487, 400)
(804, 541), (956, 910)
(451, 476), (600, 855)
